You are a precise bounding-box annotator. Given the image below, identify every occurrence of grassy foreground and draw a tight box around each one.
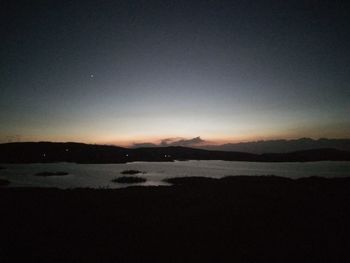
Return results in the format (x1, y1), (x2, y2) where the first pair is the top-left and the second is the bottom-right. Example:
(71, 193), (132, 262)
(1, 176), (350, 262)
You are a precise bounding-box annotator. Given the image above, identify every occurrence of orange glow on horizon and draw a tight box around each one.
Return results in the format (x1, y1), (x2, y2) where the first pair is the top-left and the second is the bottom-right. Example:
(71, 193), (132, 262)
(2, 124), (349, 147)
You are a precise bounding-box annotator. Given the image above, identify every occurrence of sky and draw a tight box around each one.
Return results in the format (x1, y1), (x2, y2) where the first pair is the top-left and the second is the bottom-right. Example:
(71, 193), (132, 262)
(1, 0), (349, 146)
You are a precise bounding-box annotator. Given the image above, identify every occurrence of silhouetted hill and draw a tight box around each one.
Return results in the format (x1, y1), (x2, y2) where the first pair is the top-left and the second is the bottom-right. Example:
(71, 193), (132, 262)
(201, 138), (350, 153)
(0, 142), (350, 163)
(0, 142), (129, 163)
(260, 148), (350, 162)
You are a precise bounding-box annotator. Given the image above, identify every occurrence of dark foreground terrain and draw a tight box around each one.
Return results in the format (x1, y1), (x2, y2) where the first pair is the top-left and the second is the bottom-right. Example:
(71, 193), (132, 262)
(1, 176), (350, 262)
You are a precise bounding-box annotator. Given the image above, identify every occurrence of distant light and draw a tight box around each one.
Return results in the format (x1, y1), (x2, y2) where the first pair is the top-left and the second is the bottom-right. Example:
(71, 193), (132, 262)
(65, 149), (69, 152)
(126, 154), (128, 157)
(43, 153), (46, 157)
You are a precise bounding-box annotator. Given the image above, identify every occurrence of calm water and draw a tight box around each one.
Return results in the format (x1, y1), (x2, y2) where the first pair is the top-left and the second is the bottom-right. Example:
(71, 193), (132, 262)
(1, 160), (350, 189)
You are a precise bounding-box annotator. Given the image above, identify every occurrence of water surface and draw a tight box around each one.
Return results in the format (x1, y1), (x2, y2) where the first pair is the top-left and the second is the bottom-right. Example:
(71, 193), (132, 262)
(0, 160), (349, 189)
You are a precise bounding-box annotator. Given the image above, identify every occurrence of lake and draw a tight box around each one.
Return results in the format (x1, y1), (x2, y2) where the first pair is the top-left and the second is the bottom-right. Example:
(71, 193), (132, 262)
(1, 160), (350, 189)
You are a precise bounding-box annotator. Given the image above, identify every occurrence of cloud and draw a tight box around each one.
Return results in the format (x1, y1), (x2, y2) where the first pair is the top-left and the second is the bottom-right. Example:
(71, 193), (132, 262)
(132, 136), (206, 148)
(162, 136), (205, 147)
(160, 138), (176, 146)
(131, 142), (158, 148)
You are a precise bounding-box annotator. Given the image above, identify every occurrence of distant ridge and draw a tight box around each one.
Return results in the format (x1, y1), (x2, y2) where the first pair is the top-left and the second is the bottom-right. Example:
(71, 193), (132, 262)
(200, 138), (350, 153)
(0, 142), (350, 163)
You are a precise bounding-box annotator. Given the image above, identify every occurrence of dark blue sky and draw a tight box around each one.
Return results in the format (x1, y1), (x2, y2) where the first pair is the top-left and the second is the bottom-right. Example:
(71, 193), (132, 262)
(1, 0), (349, 145)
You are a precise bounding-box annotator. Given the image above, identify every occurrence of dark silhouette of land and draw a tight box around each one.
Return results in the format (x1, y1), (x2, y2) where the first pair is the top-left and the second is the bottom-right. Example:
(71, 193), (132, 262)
(120, 169), (146, 175)
(0, 178), (10, 186)
(1, 142), (350, 163)
(34, 171), (69, 177)
(1, 176), (350, 262)
(201, 138), (350, 153)
(111, 176), (147, 184)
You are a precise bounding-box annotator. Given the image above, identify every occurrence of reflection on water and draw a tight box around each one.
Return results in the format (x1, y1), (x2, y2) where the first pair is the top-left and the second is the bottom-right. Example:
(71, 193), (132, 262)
(0, 160), (349, 189)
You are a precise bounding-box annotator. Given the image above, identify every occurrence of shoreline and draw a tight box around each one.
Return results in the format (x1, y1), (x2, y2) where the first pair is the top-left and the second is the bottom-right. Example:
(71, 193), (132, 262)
(2, 158), (350, 165)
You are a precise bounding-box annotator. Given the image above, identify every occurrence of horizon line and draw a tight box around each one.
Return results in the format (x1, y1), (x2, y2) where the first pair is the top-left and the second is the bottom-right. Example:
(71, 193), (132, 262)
(1, 136), (350, 148)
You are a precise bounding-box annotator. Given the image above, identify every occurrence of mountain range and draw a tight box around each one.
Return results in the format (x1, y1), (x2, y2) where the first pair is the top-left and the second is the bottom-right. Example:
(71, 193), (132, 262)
(200, 138), (350, 153)
(1, 141), (350, 163)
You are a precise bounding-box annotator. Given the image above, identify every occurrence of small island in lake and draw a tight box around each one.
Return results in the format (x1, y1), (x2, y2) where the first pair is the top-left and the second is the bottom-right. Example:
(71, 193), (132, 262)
(35, 171), (69, 177)
(121, 169), (146, 175)
(111, 176), (147, 184)
(0, 178), (10, 186)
